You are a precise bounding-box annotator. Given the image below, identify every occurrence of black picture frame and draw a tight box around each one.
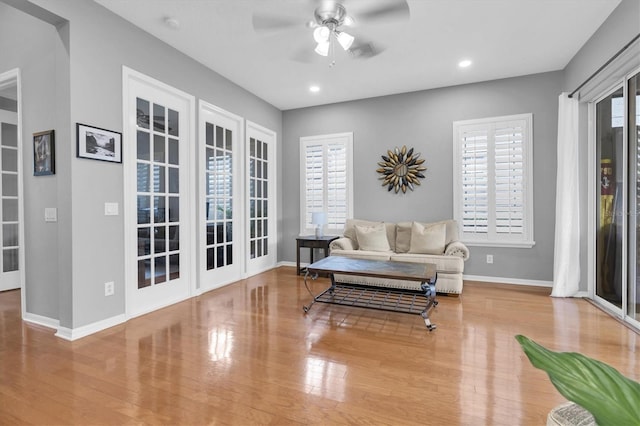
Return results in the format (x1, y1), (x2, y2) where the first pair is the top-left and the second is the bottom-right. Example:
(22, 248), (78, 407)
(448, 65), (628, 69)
(76, 123), (122, 163)
(33, 130), (55, 176)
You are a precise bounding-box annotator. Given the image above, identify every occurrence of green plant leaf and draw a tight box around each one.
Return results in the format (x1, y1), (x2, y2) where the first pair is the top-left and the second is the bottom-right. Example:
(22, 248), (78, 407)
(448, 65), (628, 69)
(515, 335), (640, 426)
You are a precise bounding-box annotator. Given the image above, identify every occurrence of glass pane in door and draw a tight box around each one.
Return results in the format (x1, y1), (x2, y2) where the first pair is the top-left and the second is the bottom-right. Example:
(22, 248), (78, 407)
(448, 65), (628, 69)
(136, 97), (180, 289)
(249, 137), (269, 259)
(630, 71), (640, 321)
(205, 123), (233, 270)
(596, 87), (624, 308)
(1, 122), (19, 273)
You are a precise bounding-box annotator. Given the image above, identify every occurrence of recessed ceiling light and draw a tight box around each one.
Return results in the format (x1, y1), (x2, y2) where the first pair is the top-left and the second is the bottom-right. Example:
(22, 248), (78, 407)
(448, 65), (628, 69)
(309, 85), (320, 93)
(458, 59), (472, 68)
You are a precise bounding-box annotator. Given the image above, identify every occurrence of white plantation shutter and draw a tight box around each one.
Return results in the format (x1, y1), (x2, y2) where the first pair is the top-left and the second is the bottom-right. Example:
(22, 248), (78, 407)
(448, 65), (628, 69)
(453, 114), (534, 247)
(460, 129), (489, 235)
(494, 123), (524, 235)
(304, 144), (324, 228)
(300, 133), (353, 235)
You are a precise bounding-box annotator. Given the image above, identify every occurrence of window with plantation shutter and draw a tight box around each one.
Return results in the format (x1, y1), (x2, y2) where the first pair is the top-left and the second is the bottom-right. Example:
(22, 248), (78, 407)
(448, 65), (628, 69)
(453, 114), (534, 247)
(300, 133), (353, 235)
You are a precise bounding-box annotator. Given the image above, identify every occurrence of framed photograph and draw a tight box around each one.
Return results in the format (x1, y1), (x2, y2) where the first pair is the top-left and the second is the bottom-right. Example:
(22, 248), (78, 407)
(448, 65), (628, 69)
(33, 130), (55, 176)
(76, 123), (122, 163)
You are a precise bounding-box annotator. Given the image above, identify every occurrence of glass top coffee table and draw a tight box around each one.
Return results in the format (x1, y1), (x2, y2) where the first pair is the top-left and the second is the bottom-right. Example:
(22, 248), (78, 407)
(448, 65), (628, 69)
(302, 256), (438, 330)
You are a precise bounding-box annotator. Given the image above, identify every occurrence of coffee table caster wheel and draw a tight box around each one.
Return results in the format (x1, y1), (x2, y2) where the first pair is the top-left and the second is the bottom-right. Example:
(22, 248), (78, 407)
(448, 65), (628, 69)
(427, 324), (437, 331)
(303, 306), (309, 313)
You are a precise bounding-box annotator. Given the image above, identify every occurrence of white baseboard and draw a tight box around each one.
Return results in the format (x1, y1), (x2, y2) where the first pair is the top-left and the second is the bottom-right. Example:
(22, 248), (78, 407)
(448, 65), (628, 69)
(55, 314), (126, 341)
(23, 312), (59, 330)
(277, 261), (296, 268)
(463, 274), (553, 288)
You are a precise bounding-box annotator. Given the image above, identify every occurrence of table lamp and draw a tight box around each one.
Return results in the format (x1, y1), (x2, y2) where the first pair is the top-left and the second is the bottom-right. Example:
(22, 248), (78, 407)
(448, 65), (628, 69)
(311, 212), (327, 238)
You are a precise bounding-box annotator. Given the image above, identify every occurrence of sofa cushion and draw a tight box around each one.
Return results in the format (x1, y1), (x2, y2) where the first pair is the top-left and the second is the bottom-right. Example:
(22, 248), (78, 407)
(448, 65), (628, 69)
(409, 222), (446, 254)
(396, 219), (459, 253)
(354, 223), (391, 252)
(390, 253), (464, 274)
(343, 219), (396, 251)
(330, 250), (393, 262)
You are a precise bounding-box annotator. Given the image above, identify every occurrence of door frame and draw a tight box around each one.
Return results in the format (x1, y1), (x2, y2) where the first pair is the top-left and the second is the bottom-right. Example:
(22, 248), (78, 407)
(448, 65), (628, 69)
(0, 68), (25, 318)
(122, 66), (197, 319)
(245, 120), (277, 276)
(198, 100), (245, 293)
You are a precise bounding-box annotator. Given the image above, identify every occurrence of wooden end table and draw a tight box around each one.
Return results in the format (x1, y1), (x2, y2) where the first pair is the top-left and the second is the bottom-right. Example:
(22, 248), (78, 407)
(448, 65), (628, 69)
(296, 235), (339, 275)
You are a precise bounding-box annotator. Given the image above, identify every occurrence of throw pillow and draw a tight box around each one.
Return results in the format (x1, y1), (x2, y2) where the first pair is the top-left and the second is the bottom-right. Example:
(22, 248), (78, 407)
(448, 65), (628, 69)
(408, 222), (446, 255)
(343, 219), (381, 250)
(354, 223), (391, 252)
(395, 221), (413, 253)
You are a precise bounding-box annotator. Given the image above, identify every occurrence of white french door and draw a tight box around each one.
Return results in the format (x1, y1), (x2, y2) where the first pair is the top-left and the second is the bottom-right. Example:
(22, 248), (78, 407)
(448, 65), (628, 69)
(123, 68), (195, 318)
(0, 108), (20, 292)
(245, 121), (276, 276)
(199, 101), (243, 291)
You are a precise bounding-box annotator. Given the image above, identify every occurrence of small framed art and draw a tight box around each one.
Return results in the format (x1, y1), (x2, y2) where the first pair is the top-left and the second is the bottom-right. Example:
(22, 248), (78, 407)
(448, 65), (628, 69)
(33, 130), (55, 176)
(76, 123), (122, 163)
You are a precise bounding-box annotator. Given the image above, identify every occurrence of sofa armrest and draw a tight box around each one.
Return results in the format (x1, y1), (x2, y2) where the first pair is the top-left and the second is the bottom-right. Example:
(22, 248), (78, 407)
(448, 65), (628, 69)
(445, 241), (470, 261)
(330, 237), (355, 251)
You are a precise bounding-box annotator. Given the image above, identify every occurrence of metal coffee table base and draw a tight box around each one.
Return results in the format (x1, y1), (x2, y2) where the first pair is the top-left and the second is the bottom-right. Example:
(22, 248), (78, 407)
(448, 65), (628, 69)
(303, 272), (438, 331)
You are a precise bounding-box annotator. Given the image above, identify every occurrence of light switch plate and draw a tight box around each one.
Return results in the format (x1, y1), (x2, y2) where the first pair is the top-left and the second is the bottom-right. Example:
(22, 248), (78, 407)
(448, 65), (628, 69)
(44, 207), (57, 222)
(104, 202), (119, 216)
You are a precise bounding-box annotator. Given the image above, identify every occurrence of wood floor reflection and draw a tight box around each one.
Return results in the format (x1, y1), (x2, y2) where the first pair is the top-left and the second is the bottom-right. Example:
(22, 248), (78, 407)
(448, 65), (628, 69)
(1, 267), (639, 425)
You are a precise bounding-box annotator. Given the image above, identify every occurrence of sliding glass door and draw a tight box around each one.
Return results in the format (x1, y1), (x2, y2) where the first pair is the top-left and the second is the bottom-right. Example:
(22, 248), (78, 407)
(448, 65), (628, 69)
(595, 86), (624, 311)
(628, 72), (640, 324)
(594, 68), (640, 328)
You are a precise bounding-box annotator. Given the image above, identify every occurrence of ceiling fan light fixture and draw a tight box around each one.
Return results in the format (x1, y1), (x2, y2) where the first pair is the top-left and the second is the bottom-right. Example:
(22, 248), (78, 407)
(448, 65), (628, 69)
(313, 26), (331, 43)
(315, 41), (330, 56)
(336, 31), (354, 50)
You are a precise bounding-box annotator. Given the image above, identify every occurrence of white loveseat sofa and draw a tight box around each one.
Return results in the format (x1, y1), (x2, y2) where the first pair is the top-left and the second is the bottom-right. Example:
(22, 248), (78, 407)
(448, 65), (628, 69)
(328, 219), (470, 295)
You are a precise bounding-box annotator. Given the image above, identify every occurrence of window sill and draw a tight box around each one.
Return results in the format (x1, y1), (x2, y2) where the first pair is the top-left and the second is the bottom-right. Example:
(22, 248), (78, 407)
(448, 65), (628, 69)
(462, 240), (536, 249)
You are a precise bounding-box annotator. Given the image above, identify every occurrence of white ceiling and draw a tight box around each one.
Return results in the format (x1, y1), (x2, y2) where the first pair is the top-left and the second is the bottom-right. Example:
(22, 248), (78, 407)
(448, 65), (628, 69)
(94, 0), (621, 110)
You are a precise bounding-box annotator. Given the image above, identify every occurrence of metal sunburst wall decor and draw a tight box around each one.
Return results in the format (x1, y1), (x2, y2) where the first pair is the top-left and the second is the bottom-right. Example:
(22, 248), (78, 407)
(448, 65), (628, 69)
(376, 145), (426, 193)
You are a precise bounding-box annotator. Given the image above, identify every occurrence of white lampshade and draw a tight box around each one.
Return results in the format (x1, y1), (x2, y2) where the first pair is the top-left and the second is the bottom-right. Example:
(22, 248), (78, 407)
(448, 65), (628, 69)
(314, 41), (330, 56)
(313, 26), (330, 43)
(336, 31), (354, 50)
(311, 212), (327, 225)
(312, 212), (327, 238)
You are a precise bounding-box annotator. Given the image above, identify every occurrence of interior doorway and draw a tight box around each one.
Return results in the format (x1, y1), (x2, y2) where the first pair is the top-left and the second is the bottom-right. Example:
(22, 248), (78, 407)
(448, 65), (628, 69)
(0, 69), (25, 314)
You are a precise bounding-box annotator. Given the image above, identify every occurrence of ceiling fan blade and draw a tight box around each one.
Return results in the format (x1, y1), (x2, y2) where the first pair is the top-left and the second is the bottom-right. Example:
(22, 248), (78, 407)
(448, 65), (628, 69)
(349, 43), (385, 59)
(349, 0), (409, 24)
(252, 13), (302, 33)
(348, 40), (385, 59)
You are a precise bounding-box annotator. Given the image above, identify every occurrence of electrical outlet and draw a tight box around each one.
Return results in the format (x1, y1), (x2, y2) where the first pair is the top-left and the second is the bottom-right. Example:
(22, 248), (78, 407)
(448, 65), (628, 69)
(486, 254), (494, 264)
(104, 281), (115, 296)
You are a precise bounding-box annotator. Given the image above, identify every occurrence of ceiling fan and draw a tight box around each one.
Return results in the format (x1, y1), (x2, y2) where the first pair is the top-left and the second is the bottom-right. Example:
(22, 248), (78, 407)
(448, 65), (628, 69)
(252, 0), (410, 63)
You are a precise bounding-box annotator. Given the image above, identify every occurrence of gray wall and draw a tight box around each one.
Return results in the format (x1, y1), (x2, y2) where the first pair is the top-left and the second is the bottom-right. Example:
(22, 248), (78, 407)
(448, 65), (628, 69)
(283, 72), (562, 281)
(5, 0), (282, 329)
(563, 0), (640, 292)
(0, 3), (61, 319)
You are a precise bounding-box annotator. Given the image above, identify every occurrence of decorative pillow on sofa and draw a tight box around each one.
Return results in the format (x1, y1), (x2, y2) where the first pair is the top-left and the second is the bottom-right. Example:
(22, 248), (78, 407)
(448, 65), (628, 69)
(395, 221), (413, 253)
(354, 223), (391, 252)
(408, 222), (446, 254)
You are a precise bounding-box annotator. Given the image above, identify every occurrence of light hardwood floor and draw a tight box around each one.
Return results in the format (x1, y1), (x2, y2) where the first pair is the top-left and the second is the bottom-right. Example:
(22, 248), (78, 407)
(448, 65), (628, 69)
(1, 266), (638, 425)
